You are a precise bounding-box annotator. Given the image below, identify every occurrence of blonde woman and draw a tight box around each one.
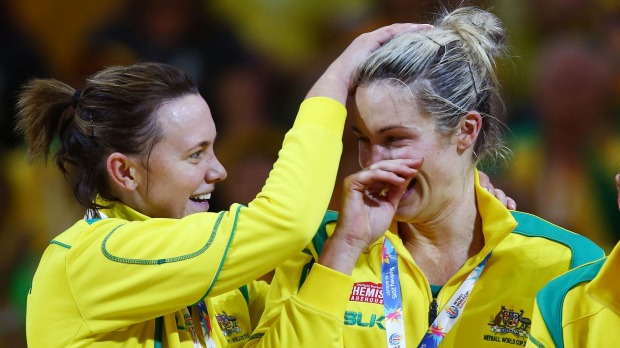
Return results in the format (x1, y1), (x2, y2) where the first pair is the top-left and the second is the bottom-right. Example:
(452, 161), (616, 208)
(246, 7), (604, 347)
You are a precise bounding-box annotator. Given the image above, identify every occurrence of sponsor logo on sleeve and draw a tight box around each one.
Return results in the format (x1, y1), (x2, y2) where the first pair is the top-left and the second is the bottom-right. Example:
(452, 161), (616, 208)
(350, 281), (384, 304)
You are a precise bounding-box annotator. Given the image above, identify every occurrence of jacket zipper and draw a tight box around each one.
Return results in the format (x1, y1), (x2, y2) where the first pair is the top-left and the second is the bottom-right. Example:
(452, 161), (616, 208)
(428, 298), (438, 326)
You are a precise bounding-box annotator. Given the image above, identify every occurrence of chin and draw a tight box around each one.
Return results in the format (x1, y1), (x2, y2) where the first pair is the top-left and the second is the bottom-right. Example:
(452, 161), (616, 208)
(187, 201), (210, 216)
(395, 197), (423, 221)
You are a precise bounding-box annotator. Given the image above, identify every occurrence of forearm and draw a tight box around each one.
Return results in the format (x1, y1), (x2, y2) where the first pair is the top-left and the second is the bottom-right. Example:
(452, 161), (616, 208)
(213, 97), (346, 293)
(318, 233), (365, 275)
(245, 264), (352, 348)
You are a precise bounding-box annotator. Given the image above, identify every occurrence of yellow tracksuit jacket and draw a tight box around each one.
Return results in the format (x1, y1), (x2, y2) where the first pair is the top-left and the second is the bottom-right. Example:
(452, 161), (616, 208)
(26, 97), (346, 348)
(246, 171), (604, 348)
(527, 242), (620, 348)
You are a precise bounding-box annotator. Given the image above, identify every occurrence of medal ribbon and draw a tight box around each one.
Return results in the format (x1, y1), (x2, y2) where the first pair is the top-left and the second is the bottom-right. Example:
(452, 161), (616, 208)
(418, 252), (490, 347)
(381, 238), (407, 348)
(196, 300), (217, 348)
(381, 238), (491, 348)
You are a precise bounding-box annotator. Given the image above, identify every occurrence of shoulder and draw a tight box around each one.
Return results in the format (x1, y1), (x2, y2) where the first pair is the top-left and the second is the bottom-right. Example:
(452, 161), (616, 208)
(309, 210), (339, 257)
(510, 211), (604, 268)
(535, 257), (606, 346)
(52, 218), (121, 249)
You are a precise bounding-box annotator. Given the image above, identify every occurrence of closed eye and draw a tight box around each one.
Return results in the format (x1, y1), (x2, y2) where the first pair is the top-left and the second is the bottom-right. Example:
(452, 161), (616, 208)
(387, 136), (409, 145)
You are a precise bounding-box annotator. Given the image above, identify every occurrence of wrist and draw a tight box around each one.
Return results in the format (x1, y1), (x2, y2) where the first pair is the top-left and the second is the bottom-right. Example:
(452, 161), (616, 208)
(305, 72), (350, 104)
(318, 233), (365, 275)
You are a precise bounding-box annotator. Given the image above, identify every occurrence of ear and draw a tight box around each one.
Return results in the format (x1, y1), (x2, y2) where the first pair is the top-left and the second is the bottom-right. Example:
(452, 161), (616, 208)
(457, 111), (482, 152)
(107, 152), (139, 191)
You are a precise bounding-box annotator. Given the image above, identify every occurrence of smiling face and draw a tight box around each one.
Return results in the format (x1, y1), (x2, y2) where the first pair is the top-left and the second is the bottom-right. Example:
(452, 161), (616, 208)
(354, 82), (472, 223)
(131, 94), (227, 218)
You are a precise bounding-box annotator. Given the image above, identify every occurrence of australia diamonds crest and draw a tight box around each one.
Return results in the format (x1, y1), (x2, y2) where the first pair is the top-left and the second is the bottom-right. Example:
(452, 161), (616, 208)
(483, 305), (531, 346)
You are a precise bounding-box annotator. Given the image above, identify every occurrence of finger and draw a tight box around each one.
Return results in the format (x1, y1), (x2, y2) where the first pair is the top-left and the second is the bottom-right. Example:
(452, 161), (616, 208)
(366, 158), (424, 173)
(478, 170), (493, 192)
(370, 23), (434, 40)
(507, 197), (517, 211)
(356, 24), (434, 55)
(359, 170), (410, 196)
(492, 188), (508, 207)
(359, 159), (422, 197)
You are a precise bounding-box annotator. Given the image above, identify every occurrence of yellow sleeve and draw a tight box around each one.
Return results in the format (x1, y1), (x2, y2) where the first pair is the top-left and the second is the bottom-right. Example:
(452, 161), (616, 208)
(62, 97), (345, 332)
(526, 300), (555, 348)
(245, 254), (353, 348)
(212, 96), (347, 294)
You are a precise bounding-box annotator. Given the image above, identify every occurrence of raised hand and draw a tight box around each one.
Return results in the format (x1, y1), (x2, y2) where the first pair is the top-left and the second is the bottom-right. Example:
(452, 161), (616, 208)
(319, 158), (423, 275)
(306, 23), (433, 105)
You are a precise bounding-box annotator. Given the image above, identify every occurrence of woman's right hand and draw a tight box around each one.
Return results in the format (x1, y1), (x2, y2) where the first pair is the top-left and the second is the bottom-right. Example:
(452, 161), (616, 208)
(306, 23), (433, 105)
(318, 158), (423, 275)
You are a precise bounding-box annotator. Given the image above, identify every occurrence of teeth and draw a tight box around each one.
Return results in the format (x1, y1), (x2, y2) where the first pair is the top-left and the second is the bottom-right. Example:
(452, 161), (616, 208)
(191, 193), (211, 200)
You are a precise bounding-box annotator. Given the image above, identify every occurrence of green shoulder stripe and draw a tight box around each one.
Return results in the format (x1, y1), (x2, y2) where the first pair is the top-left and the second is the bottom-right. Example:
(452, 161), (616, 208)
(85, 218), (101, 225)
(510, 211), (604, 269)
(154, 316), (163, 348)
(312, 210), (339, 257)
(239, 284), (250, 305)
(298, 210), (339, 290)
(535, 258), (605, 348)
(50, 240), (72, 249)
(204, 205), (243, 298)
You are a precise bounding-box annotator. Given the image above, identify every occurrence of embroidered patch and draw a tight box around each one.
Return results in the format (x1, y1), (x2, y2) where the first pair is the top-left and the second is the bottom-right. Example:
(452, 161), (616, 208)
(350, 282), (384, 304)
(482, 305), (531, 346)
(215, 311), (249, 343)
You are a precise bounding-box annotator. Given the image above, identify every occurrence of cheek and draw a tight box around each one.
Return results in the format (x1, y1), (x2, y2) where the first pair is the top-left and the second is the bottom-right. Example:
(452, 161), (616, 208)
(183, 167), (206, 186)
(390, 147), (419, 160)
(358, 144), (371, 168)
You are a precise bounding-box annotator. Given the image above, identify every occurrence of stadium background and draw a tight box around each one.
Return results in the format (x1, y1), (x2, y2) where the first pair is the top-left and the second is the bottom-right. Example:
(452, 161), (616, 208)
(0, 0), (619, 346)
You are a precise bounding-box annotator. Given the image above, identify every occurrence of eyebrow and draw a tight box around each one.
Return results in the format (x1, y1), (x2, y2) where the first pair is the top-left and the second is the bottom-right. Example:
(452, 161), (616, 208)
(352, 125), (411, 134)
(185, 140), (212, 155)
(197, 140), (212, 148)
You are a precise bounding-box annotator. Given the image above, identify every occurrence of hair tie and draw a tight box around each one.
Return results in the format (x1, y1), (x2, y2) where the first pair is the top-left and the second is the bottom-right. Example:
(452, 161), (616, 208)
(72, 90), (82, 109)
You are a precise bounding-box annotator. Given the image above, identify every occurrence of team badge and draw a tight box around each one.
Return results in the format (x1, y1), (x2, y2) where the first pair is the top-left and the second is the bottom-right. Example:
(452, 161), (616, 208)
(483, 305), (531, 345)
(215, 311), (249, 343)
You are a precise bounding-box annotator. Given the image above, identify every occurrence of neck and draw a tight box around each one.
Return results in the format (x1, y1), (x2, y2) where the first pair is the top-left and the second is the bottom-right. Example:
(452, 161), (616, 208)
(398, 181), (484, 285)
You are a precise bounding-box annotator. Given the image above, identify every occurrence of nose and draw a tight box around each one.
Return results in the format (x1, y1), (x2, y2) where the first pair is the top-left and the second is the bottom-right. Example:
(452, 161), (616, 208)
(207, 155), (227, 183)
(360, 144), (391, 168)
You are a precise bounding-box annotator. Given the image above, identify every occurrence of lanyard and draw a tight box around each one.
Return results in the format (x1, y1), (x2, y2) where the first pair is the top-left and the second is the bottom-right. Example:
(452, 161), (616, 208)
(381, 238), (407, 347)
(381, 238), (491, 348)
(196, 300), (217, 348)
(181, 302), (217, 348)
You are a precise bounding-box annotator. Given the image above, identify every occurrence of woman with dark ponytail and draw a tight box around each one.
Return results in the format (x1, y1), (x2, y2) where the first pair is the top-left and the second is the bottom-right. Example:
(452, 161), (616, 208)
(17, 24), (429, 347)
(246, 7), (604, 347)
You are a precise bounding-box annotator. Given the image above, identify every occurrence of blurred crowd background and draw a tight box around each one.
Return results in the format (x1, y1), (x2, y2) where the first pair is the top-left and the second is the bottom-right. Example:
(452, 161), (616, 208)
(1, 0), (619, 346)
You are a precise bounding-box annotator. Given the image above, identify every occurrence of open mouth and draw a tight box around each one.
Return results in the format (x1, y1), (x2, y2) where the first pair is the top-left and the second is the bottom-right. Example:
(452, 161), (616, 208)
(407, 178), (418, 191)
(190, 193), (211, 203)
(401, 178), (417, 201)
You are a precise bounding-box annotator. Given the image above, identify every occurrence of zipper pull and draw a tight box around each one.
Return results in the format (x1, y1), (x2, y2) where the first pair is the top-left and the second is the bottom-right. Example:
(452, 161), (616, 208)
(428, 298), (438, 326)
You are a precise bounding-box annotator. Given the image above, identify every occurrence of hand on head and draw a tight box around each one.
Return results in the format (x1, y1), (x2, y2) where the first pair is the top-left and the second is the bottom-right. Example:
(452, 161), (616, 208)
(306, 23), (433, 104)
